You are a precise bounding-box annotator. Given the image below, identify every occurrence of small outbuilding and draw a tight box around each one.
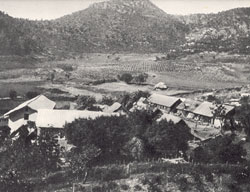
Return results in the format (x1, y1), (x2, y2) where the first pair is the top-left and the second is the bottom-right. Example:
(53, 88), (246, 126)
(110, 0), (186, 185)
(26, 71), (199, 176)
(154, 82), (168, 90)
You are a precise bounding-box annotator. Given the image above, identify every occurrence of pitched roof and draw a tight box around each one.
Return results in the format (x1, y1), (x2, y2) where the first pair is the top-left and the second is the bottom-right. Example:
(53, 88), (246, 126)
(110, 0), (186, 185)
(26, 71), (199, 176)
(185, 120), (222, 141)
(157, 113), (183, 124)
(4, 95), (56, 117)
(148, 94), (181, 108)
(176, 99), (201, 112)
(154, 82), (167, 89)
(223, 105), (235, 115)
(103, 102), (122, 113)
(36, 109), (118, 129)
(193, 102), (215, 117)
(193, 102), (235, 118)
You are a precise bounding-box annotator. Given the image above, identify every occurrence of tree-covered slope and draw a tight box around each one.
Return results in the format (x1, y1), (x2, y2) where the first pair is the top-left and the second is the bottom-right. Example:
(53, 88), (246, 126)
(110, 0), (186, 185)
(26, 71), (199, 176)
(52, 0), (188, 53)
(179, 8), (250, 54)
(0, 0), (250, 56)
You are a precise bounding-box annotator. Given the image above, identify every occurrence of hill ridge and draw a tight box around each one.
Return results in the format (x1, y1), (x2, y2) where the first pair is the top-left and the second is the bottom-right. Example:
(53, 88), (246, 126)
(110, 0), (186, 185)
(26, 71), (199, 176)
(0, 0), (249, 56)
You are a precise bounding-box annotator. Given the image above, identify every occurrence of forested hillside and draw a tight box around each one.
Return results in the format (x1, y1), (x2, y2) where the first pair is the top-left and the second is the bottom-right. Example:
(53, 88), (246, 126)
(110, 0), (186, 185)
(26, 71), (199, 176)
(53, 0), (188, 53)
(0, 12), (44, 55)
(0, 0), (250, 57)
(179, 8), (250, 54)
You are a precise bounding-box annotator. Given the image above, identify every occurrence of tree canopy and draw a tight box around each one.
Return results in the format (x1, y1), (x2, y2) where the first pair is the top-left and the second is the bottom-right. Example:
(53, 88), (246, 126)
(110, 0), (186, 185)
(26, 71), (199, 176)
(76, 95), (96, 110)
(235, 97), (250, 138)
(192, 136), (246, 164)
(65, 109), (192, 163)
(0, 126), (61, 191)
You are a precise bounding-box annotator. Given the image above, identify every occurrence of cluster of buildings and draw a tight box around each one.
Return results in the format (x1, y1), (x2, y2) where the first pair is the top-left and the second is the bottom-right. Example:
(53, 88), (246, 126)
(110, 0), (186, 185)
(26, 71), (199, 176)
(148, 93), (235, 127)
(0, 92), (236, 145)
(0, 95), (118, 139)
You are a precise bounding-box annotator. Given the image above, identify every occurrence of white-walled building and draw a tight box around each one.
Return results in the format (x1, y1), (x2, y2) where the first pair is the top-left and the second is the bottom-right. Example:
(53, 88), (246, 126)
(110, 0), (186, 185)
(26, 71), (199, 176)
(4, 95), (56, 134)
(35, 109), (119, 136)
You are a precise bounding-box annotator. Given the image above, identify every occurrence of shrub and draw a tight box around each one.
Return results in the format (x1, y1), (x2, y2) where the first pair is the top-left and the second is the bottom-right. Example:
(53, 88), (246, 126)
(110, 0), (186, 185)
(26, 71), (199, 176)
(87, 105), (102, 111)
(118, 73), (133, 84)
(134, 185), (143, 191)
(133, 73), (148, 84)
(204, 172), (214, 182)
(0, 126), (10, 145)
(9, 90), (17, 100)
(92, 78), (117, 85)
(26, 91), (39, 99)
(121, 184), (129, 191)
(101, 96), (114, 106)
(232, 168), (250, 184)
(76, 95), (96, 110)
(207, 95), (221, 103)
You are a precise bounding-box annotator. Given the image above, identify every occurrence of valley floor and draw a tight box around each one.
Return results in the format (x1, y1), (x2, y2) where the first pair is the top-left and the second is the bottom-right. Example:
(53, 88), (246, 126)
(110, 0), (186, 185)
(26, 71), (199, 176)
(1, 53), (250, 99)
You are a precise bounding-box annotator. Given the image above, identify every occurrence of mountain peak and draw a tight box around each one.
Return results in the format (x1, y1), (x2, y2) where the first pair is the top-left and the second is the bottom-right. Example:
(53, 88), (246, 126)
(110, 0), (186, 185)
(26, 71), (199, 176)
(88, 0), (166, 17)
(90, 0), (154, 9)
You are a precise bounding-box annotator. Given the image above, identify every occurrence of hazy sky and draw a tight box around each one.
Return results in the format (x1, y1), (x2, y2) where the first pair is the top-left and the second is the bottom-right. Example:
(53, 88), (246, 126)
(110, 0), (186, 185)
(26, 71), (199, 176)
(1, 0), (250, 20)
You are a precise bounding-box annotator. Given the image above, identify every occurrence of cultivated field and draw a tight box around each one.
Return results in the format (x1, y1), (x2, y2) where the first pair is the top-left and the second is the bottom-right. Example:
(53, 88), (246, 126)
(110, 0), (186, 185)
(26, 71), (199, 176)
(1, 53), (250, 98)
(47, 53), (250, 89)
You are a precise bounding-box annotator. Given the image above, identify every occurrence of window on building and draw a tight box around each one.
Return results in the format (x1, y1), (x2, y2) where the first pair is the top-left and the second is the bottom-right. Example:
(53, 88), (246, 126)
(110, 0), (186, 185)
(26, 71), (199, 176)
(24, 114), (29, 120)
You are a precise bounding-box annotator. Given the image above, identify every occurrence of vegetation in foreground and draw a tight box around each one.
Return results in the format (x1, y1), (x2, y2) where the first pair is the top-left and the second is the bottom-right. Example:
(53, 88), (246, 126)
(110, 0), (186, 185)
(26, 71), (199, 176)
(1, 92), (250, 191)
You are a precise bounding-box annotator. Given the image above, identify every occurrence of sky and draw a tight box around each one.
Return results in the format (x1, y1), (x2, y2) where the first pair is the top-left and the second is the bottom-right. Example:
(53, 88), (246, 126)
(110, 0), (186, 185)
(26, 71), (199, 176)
(0, 0), (250, 20)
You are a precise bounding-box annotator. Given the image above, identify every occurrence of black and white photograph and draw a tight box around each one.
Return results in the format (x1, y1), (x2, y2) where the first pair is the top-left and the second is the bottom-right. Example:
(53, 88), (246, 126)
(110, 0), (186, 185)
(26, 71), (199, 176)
(1, 0), (250, 191)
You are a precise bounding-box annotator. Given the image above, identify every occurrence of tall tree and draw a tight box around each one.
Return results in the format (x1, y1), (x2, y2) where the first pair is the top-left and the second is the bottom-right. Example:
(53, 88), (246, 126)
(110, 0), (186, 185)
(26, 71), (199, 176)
(65, 115), (130, 162)
(145, 120), (192, 158)
(66, 145), (100, 181)
(235, 97), (250, 138)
